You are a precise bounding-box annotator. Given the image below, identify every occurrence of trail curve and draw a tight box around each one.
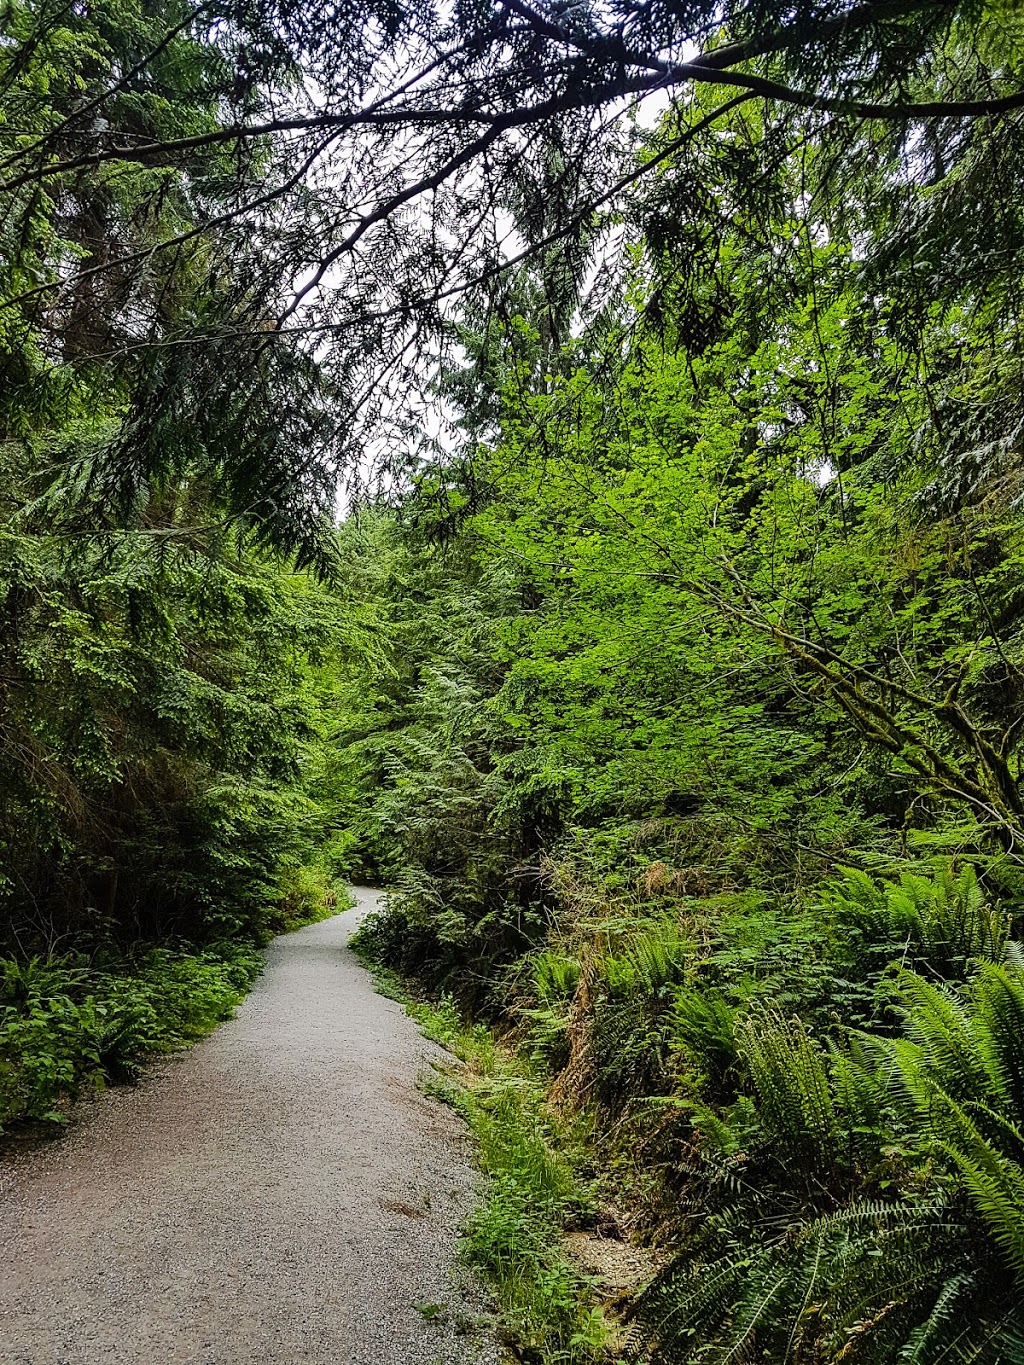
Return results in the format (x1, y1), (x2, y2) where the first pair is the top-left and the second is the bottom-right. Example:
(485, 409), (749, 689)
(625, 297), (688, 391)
(0, 887), (497, 1365)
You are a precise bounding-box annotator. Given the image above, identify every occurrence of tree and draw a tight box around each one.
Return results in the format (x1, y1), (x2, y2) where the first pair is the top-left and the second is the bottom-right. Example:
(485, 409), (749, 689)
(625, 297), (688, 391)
(2, 0), (1023, 504)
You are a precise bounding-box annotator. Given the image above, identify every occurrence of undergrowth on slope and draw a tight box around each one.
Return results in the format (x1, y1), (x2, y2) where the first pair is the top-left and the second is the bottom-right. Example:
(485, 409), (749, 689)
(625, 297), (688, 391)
(355, 863), (1024, 1362)
(0, 874), (351, 1136)
(272, 865), (354, 934)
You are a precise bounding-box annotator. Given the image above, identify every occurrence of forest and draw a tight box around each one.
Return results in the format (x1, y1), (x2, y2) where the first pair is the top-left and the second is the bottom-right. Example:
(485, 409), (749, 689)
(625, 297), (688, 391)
(3, 0), (1024, 1359)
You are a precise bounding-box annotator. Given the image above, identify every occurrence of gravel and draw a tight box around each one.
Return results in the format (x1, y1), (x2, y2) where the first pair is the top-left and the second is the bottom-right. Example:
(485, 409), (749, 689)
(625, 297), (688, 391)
(0, 887), (500, 1365)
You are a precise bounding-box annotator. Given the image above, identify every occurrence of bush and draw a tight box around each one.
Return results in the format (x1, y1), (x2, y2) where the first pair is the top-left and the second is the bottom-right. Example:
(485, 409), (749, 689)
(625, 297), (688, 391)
(460, 1075), (609, 1362)
(272, 862), (348, 932)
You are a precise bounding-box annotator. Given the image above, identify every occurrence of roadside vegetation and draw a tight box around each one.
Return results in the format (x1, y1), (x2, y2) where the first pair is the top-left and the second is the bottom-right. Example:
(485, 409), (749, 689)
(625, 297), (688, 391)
(0, 3), (360, 1133)
(1, 875), (347, 1134)
(352, 936), (614, 1363)
(0, 942), (263, 1129)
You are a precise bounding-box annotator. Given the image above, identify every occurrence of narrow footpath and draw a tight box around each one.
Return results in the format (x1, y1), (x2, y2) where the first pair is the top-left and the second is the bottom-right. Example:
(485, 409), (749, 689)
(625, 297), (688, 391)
(0, 888), (498, 1365)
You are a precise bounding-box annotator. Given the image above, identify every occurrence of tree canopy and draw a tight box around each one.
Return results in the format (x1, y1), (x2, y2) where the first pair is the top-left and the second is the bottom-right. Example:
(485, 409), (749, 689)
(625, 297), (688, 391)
(3, 0), (1024, 528)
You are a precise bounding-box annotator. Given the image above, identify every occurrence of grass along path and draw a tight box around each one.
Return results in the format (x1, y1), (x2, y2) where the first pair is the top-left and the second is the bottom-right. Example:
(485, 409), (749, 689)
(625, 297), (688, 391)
(351, 929), (644, 1365)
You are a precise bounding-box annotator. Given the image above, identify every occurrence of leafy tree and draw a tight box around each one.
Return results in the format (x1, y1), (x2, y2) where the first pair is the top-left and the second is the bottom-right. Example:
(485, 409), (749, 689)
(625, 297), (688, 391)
(3, 0), (1024, 486)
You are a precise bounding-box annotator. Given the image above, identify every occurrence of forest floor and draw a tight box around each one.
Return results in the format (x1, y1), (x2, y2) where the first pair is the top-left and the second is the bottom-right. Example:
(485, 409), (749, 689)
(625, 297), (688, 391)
(0, 888), (499, 1365)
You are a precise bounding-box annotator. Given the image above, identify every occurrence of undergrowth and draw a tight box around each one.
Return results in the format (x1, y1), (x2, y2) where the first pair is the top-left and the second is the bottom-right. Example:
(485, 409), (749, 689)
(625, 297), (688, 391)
(354, 862), (1024, 1363)
(0, 941), (263, 1133)
(0, 865), (350, 1137)
(272, 864), (353, 933)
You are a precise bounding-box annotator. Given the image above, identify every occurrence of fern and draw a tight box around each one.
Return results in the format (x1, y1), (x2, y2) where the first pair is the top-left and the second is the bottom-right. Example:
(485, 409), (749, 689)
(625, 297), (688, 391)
(630, 1200), (1000, 1365)
(828, 863), (1009, 984)
(736, 1007), (839, 1168)
(870, 965), (1024, 1286)
(971, 966), (1024, 1119)
(672, 986), (737, 1093)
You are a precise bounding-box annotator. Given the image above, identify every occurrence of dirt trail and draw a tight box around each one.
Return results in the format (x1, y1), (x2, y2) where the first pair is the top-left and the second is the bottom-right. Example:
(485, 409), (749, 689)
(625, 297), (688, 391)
(0, 888), (498, 1365)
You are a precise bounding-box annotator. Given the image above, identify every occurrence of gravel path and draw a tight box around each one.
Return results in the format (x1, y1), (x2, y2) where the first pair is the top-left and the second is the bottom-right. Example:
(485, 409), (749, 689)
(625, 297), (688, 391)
(0, 888), (499, 1365)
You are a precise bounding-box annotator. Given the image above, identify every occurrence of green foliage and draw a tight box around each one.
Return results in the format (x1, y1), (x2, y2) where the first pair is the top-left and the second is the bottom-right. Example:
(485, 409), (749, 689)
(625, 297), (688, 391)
(0, 0), (366, 1010)
(318, 87), (1024, 1365)
(0, 0), (339, 566)
(327, 459), (1024, 1357)
(669, 987), (737, 1095)
(632, 1199), (1022, 1365)
(736, 1008), (839, 1169)
(0, 943), (262, 1131)
(828, 863), (1010, 985)
(317, 515), (553, 1000)
(872, 965), (1024, 1284)
(354, 935), (610, 1362)
(335, 474), (1024, 1357)
(462, 1076), (610, 1365)
(7, 0), (1024, 1357)
(524, 951), (583, 1069)
(273, 863), (352, 933)
(625, 955), (1024, 1362)
(0, 3), (357, 1129)
(0, 513), (346, 948)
